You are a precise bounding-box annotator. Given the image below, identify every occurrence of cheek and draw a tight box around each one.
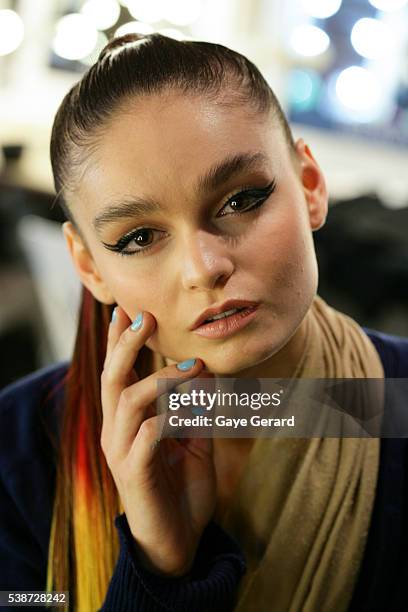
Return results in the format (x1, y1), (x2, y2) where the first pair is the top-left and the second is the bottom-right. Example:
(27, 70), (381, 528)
(254, 205), (316, 299)
(279, 229), (318, 306)
(275, 233), (310, 289)
(115, 276), (172, 351)
(103, 264), (163, 320)
(254, 204), (309, 268)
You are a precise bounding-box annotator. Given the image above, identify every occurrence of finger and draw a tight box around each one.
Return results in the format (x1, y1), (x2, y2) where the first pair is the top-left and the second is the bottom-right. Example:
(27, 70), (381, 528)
(105, 310), (156, 389)
(101, 308), (155, 443)
(104, 305), (120, 370)
(101, 306), (131, 440)
(127, 412), (168, 472)
(111, 359), (204, 457)
(103, 305), (131, 370)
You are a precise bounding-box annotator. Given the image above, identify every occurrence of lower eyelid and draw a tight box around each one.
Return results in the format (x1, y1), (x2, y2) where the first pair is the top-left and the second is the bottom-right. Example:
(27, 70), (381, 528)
(120, 231), (167, 256)
(220, 195), (269, 216)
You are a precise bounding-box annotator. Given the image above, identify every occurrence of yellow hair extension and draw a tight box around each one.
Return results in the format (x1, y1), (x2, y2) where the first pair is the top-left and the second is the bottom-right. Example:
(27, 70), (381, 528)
(44, 293), (139, 610)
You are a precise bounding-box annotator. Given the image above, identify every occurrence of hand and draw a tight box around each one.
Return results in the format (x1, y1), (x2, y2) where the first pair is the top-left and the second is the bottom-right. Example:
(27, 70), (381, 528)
(100, 306), (217, 577)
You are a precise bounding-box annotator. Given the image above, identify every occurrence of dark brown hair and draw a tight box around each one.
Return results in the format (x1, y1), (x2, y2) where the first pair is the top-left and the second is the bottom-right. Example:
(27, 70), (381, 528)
(51, 32), (295, 229)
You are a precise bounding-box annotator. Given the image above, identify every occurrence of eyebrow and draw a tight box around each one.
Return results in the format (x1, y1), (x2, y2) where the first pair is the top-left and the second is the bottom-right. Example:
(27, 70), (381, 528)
(93, 151), (269, 234)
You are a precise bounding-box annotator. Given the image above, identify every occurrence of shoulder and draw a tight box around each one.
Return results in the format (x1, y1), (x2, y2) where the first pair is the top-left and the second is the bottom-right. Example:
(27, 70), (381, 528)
(362, 327), (408, 377)
(0, 361), (70, 405)
(0, 363), (70, 572)
(0, 361), (70, 474)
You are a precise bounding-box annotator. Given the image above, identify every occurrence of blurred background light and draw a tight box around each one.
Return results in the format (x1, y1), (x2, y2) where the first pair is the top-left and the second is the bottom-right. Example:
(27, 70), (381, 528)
(162, 0), (202, 26)
(157, 28), (190, 40)
(351, 18), (393, 60)
(288, 68), (322, 111)
(80, 0), (121, 31)
(350, 17), (392, 59)
(290, 24), (330, 57)
(335, 66), (381, 112)
(115, 21), (154, 37)
(368, 0), (408, 11)
(80, 31), (108, 66)
(302, 0), (343, 19)
(126, 0), (165, 24)
(0, 9), (24, 57)
(53, 14), (98, 60)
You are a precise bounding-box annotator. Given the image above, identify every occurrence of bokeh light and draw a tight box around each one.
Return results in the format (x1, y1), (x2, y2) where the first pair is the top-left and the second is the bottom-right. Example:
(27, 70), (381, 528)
(335, 66), (381, 112)
(80, 0), (121, 31)
(126, 0), (165, 24)
(114, 21), (154, 37)
(157, 27), (191, 40)
(288, 69), (322, 111)
(0, 9), (24, 57)
(162, 0), (202, 26)
(351, 18), (393, 60)
(302, 0), (343, 19)
(369, 0), (407, 11)
(80, 31), (108, 66)
(290, 24), (330, 57)
(53, 14), (98, 61)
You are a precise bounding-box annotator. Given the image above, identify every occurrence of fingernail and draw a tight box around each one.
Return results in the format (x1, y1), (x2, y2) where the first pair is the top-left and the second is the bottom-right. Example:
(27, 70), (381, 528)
(176, 358), (196, 371)
(111, 307), (117, 323)
(130, 312), (143, 331)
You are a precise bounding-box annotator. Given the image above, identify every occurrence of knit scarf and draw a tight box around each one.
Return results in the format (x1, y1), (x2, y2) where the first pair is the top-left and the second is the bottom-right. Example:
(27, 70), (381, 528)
(212, 294), (385, 611)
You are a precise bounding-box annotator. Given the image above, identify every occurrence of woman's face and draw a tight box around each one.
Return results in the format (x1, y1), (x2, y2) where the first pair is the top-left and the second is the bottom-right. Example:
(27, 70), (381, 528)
(65, 91), (327, 376)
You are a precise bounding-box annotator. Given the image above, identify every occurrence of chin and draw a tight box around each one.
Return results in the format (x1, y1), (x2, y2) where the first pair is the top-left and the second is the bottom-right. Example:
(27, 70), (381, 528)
(204, 358), (253, 377)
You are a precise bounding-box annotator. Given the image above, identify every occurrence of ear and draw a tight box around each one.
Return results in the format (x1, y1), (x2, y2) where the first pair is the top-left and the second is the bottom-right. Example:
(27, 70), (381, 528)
(294, 139), (328, 232)
(62, 221), (116, 305)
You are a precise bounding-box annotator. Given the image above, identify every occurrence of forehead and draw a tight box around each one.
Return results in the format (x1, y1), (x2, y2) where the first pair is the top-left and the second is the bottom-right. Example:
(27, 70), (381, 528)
(76, 92), (286, 218)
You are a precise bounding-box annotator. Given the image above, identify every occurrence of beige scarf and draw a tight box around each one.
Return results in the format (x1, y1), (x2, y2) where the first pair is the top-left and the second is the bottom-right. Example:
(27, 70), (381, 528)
(151, 294), (384, 611)
(214, 294), (384, 612)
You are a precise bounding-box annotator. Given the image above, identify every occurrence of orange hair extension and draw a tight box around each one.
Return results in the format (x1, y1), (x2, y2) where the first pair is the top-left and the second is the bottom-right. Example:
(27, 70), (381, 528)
(43, 286), (157, 610)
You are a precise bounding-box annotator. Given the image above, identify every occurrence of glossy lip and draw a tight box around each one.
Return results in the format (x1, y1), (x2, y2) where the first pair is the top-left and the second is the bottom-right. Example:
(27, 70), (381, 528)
(189, 299), (260, 331)
(191, 304), (260, 339)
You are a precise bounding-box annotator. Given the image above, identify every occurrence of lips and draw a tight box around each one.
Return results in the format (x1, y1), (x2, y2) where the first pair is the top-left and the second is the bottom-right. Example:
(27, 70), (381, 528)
(190, 299), (260, 330)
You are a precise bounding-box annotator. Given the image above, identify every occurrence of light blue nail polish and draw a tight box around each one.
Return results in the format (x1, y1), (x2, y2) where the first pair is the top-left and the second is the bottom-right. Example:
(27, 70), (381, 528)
(111, 307), (117, 323)
(130, 312), (143, 331)
(176, 358), (196, 371)
(192, 406), (205, 415)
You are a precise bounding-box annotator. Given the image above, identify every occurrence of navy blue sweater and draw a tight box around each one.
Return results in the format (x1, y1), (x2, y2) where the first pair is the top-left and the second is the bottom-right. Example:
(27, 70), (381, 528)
(0, 327), (408, 611)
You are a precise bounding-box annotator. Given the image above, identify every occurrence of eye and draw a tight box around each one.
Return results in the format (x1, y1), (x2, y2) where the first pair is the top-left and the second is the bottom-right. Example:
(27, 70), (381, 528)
(217, 180), (276, 217)
(102, 179), (277, 257)
(125, 228), (154, 249)
(101, 227), (165, 257)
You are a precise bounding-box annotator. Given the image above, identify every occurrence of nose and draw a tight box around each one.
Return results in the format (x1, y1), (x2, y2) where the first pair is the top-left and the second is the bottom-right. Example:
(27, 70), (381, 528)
(180, 229), (234, 291)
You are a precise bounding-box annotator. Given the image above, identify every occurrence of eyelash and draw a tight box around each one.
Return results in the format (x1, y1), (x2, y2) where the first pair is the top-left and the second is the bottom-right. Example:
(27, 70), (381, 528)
(102, 179), (277, 257)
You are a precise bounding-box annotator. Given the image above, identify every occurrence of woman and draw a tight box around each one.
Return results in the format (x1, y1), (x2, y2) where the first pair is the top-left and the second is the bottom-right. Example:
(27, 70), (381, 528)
(1, 33), (408, 612)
